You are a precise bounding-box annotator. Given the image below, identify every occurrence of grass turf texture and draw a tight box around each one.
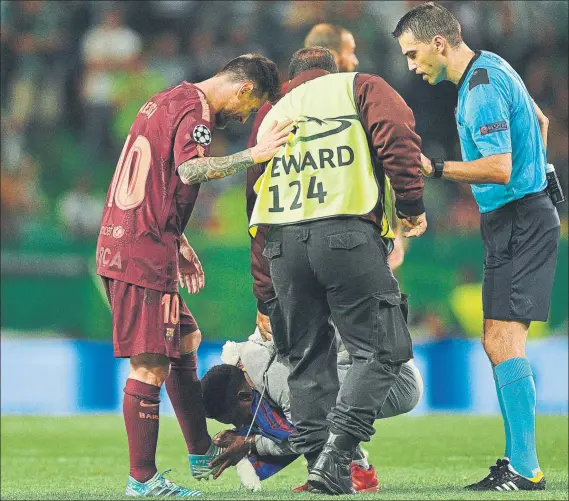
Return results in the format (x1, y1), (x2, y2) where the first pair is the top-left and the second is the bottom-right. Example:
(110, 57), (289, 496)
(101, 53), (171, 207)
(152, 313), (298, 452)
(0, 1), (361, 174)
(1, 415), (567, 500)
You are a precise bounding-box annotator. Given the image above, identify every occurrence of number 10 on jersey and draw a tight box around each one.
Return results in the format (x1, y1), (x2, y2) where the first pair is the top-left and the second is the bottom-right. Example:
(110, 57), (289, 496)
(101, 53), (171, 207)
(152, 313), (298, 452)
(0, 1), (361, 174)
(108, 134), (152, 210)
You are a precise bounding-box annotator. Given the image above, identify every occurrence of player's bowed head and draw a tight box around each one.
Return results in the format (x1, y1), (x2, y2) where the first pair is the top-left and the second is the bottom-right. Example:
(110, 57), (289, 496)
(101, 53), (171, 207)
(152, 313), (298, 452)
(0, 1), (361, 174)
(178, 55), (293, 186)
(196, 54), (282, 129)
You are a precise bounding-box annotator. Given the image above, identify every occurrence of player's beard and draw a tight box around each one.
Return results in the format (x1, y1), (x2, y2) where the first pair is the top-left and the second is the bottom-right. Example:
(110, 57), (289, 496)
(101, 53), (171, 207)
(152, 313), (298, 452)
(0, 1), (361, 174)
(215, 112), (229, 129)
(215, 111), (243, 129)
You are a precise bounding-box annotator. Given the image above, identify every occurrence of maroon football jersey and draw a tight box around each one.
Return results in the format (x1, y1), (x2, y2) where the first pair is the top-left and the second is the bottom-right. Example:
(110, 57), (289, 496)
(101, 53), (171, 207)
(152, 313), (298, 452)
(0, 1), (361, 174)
(96, 82), (213, 292)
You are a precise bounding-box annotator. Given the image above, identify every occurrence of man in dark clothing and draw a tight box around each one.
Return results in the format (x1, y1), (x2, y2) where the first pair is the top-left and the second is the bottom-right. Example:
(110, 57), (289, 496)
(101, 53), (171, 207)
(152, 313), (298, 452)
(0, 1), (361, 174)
(247, 24), (407, 341)
(248, 47), (427, 495)
(247, 24), (360, 340)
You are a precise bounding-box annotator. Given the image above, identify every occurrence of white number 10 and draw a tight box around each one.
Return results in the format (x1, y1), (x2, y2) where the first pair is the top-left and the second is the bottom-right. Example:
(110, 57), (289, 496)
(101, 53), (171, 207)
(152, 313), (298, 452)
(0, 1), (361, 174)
(107, 134), (152, 210)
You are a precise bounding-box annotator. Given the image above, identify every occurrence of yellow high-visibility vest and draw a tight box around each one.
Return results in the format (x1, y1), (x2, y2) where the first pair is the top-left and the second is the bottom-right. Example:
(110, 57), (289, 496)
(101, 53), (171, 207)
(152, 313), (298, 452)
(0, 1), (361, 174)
(382, 175), (396, 239)
(250, 72), (394, 239)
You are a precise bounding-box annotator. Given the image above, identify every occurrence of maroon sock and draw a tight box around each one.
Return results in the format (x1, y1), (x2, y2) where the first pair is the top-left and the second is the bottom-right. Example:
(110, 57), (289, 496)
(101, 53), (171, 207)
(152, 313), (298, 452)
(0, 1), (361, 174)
(166, 352), (211, 454)
(123, 379), (161, 483)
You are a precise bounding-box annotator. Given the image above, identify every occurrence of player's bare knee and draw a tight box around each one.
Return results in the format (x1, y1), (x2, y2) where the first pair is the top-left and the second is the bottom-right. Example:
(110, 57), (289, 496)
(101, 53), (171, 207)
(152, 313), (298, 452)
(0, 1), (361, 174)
(129, 353), (170, 386)
(181, 329), (202, 355)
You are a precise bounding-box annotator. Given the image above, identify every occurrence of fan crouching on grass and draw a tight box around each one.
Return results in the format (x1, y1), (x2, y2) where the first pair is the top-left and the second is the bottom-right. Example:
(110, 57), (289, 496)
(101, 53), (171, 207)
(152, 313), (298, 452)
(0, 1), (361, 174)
(200, 328), (423, 492)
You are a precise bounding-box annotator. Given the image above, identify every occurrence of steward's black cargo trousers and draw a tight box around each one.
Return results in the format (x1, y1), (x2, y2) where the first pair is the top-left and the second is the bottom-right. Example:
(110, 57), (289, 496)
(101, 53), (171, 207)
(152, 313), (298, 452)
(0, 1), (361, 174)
(263, 217), (413, 457)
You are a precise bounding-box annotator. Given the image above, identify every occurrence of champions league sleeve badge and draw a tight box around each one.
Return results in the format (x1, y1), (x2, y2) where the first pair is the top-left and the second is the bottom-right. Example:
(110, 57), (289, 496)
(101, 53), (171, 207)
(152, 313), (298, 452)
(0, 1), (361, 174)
(192, 124), (212, 146)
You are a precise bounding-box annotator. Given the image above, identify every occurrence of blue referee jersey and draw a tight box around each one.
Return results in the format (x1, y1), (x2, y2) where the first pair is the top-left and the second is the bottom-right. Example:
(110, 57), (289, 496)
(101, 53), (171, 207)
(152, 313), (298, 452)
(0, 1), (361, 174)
(455, 50), (547, 213)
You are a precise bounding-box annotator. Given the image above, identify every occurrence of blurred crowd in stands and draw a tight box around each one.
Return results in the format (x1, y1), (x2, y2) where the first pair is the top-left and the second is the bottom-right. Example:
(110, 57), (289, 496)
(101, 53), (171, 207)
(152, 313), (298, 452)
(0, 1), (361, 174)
(1, 0), (567, 245)
(1, 0), (567, 341)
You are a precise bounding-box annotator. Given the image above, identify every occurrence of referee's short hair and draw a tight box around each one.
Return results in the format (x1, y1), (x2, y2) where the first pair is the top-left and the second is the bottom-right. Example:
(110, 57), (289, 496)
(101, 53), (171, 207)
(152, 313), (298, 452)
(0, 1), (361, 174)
(392, 2), (462, 48)
(289, 46), (338, 80)
(201, 364), (246, 424)
(218, 54), (282, 104)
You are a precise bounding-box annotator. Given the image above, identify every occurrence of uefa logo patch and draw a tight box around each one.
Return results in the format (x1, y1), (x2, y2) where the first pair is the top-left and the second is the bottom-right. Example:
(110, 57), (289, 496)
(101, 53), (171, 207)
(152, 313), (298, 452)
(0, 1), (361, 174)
(192, 124), (212, 146)
(480, 121), (508, 136)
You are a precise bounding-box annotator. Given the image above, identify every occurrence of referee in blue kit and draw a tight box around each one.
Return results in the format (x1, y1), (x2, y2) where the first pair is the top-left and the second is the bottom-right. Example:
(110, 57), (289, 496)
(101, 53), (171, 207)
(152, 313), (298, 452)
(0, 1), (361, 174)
(393, 2), (561, 492)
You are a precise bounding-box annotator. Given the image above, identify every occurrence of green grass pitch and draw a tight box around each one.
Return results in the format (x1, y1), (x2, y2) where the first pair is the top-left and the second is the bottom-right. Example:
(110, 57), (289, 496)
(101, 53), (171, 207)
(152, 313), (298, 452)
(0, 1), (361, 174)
(1, 414), (567, 500)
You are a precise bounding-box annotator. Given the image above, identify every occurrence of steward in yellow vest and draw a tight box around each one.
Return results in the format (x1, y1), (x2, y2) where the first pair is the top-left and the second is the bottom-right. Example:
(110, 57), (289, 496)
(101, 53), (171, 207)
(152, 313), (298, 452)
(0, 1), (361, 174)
(250, 72), (400, 242)
(250, 47), (427, 495)
(250, 72), (388, 237)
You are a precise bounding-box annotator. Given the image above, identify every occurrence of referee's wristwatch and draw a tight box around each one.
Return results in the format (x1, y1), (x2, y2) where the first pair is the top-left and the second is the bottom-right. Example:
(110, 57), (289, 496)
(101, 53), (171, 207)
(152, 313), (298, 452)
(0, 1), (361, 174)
(431, 158), (445, 178)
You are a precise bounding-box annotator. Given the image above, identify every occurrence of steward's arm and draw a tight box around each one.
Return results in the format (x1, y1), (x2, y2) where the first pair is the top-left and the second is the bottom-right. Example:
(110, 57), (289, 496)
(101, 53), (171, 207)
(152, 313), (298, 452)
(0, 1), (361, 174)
(355, 74), (425, 217)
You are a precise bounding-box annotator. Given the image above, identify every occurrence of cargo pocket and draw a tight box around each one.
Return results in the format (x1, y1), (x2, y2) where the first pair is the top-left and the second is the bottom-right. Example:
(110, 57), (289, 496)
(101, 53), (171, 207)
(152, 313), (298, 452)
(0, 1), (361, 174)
(399, 293), (410, 323)
(262, 242), (282, 259)
(327, 232), (368, 250)
(264, 296), (289, 357)
(373, 291), (413, 364)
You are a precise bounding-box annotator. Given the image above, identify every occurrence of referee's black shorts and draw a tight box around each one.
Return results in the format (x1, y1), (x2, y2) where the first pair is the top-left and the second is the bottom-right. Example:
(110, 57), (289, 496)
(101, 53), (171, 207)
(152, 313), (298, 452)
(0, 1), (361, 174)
(480, 190), (560, 323)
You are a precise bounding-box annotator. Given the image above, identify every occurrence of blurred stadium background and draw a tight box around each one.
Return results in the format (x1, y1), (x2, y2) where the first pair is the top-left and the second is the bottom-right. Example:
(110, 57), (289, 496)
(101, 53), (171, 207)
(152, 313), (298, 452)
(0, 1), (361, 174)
(1, 0), (567, 417)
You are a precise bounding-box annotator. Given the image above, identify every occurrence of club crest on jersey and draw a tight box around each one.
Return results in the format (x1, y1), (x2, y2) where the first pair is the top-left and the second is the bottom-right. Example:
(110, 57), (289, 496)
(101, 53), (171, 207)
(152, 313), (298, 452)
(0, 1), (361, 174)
(112, 225), (125, 239)
(192, 124), (212, 146)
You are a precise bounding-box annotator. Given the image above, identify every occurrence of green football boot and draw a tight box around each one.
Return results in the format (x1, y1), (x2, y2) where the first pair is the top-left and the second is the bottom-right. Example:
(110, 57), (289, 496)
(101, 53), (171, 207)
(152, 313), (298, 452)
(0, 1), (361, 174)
(189, 441), (225, 480)
(125, 470), (202, 497)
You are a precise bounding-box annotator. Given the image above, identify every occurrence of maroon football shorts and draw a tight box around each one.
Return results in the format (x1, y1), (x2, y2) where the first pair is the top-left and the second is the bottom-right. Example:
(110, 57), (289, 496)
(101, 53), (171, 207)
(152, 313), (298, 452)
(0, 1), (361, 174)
(102, 277), (199, 359)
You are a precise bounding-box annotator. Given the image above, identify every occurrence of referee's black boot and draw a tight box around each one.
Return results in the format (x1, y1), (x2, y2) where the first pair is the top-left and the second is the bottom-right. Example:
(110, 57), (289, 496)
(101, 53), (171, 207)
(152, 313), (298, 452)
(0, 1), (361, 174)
(464, 459), (546, 491)
(307, 432), (357, 495)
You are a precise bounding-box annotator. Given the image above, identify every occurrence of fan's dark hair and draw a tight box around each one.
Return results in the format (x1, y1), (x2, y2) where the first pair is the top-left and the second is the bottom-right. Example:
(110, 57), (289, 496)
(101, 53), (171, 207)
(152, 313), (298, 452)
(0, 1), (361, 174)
(201, 364), (247, 424)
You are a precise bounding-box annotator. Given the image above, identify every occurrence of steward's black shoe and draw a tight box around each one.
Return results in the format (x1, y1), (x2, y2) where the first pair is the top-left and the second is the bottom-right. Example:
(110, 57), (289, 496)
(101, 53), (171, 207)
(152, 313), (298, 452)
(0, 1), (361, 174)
(307, 444), (356, 495)
(465, 459), (546, 491)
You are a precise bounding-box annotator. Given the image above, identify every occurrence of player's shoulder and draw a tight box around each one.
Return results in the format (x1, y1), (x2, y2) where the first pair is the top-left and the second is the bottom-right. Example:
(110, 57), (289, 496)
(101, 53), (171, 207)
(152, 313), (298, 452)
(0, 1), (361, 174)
(153, 82), (212, 124)
(154, 81), (199, 102)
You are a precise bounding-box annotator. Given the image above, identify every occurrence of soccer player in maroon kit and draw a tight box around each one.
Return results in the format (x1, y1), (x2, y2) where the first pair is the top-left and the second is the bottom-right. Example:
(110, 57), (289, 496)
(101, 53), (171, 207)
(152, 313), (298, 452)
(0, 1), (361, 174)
(96, 54), (292, 497)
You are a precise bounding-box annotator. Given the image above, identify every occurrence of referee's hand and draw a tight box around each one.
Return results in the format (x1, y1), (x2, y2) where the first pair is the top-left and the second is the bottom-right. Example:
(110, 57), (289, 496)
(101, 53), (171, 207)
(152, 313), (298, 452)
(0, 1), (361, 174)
(256, 310), (273, 342)
(399, 212), (428, 238)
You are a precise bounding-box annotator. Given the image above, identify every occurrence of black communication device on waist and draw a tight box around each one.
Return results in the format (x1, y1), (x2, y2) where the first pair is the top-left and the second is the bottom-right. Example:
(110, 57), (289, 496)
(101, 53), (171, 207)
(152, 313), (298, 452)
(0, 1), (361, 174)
(545, 164), (566, 204)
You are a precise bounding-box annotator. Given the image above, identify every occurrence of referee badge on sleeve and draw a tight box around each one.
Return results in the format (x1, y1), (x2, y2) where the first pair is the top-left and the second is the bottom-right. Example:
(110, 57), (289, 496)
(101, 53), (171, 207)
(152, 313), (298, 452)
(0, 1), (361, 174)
(480, 121), (508, 135)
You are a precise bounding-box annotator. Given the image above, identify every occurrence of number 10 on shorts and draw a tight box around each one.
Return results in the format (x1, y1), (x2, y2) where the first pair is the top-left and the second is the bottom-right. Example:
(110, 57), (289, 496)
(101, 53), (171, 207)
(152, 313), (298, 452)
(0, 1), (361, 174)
(162, 294), (180, 325)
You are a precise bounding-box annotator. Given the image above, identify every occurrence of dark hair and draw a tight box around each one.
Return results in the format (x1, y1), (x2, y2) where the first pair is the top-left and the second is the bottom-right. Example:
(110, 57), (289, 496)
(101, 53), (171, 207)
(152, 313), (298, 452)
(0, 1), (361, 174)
(201, 364), (246, 424)
(217, 53), (281, 103)
(304, 24), (348, 52)
(392, 2), (462, 48)
(289, 46), (338, 80)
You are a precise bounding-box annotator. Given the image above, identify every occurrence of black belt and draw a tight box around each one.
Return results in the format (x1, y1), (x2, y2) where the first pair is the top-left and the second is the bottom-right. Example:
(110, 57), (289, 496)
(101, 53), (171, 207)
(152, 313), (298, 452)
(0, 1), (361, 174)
(519, 189), (547, 201)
